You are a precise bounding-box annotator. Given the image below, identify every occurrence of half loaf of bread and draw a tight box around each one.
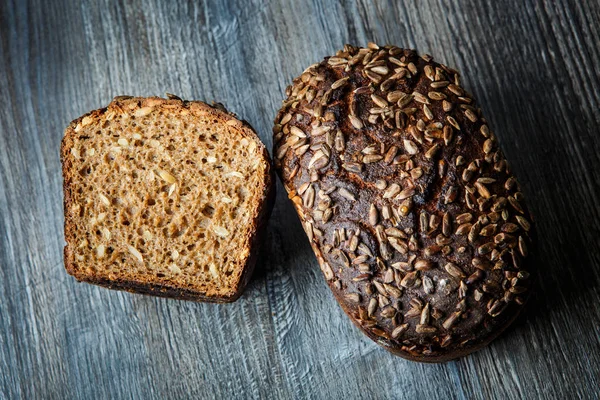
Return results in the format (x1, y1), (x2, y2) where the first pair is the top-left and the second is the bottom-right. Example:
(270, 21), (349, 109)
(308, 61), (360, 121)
(62, 96), (274, 302)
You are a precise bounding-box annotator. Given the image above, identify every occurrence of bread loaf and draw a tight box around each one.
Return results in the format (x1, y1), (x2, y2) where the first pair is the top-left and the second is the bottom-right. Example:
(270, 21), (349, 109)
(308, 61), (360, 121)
(62, 96), (274, 302)
(273, 44), (534, 361)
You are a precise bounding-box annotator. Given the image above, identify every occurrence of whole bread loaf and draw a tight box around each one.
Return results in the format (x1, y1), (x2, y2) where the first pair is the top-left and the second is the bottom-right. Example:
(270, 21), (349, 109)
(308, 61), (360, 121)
(62, 96), (274, 302)
(273, 44), (534, 361)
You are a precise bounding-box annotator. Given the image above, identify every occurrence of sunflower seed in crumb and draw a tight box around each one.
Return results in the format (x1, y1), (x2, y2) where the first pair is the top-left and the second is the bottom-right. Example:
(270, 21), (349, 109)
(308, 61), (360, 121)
(213, 226), (230, 237)
(134, 107), (153, 117)
(96, 244), (106, 259)
(98, 193), (111, 206)
(127, 245), (144, 263)
(225, 171), (244, 178)
(157, 169), (177, 184)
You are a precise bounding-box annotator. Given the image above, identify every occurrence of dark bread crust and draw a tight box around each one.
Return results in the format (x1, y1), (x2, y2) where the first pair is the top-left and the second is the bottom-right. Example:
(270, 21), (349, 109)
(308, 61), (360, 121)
(274, 44), (534, 361)
(62, 96), (275, 303)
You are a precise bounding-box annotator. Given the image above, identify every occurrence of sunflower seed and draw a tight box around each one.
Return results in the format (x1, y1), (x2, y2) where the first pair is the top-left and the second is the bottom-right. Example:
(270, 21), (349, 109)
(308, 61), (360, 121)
(391, 323), (409, 339)
(442, 212), (452, 236)
(349, 115), (364, 129)
(415, 259), (433, 271)
(483, 139), (493, 154)
(428, 91), (446, 101)
(342, 162), (363, 173)
(369, 204), (378, 226)
(345, 293), (361, 303)
(425, 143), (440, 159)
(445, 262), (465, 278)
(365, 70), (382, 83)
(505, 177), (517, 190)
(519, 236), (528, 257)
(370, 94), (387, 108)
(446, 116), (460, 130)
(516, 215), (531, 231)
(368, 298), (378, 317)
(475, 182), (491, 198)
(443, 312), (461, 330)
(401, 271), (418, 287)
(331, 77), (349, 89)
(478, 242), (495, 255)
(338, 187), (356, 201)
(387, 91), (405, 103)
(290, 126), (307, 138)
(388, 237), (408, 254)
(416, 325), (437, 334)
(127, 245), (144, 263)
(303, 185), (315, 208)
(442, 100), (453, 112)
(509, 196), (524, 214)
(363, 154), (383, 163)
(308, 150), (326, 169)
(413, 91), (429, 104)
(444, 186), (458, 204)
(464, 109), (478, 122)
(404, 139), (419, 155)
(480, 224), (497, 237)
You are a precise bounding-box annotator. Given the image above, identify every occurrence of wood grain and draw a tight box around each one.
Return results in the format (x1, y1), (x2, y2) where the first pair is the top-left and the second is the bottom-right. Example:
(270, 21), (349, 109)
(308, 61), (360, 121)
(1, 0), (599, 398)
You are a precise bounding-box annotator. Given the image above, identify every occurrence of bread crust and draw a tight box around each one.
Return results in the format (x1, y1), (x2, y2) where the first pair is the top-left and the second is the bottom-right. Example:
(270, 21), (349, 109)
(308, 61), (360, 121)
(273, 44), (535, 361)
(62, 96), (275, 303)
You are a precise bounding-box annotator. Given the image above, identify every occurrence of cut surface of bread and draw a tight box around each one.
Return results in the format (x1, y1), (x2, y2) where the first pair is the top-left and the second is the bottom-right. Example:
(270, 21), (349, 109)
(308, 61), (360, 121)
(62, 96), (274, 302)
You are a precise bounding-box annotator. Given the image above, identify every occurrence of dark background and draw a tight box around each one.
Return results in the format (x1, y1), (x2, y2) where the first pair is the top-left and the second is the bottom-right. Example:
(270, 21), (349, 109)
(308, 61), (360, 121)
(1, 0), (599, 398)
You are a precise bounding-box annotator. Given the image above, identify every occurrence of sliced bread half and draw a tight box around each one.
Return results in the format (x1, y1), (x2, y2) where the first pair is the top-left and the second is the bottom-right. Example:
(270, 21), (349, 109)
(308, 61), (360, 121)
(61, 96), (274, 302)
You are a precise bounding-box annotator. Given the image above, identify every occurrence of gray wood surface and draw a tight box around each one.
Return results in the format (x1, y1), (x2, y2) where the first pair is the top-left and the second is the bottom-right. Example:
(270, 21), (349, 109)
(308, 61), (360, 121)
(1, 0), (599, 398)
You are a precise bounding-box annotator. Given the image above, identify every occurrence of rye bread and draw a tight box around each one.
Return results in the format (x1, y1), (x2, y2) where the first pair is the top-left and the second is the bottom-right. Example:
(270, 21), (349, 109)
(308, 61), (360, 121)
(273, 44), (535, 361)
(62, 96), (274, 302)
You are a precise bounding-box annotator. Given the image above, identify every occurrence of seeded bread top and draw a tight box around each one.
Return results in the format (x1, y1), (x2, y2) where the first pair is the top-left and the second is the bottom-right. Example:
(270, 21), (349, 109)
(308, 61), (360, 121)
(62, 96), (273, 301)
(274, 44), (534, 360)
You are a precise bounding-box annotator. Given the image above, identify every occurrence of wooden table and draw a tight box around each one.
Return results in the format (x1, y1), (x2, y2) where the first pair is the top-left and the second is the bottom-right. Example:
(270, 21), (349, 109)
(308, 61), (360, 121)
(1, 0), (599, 398)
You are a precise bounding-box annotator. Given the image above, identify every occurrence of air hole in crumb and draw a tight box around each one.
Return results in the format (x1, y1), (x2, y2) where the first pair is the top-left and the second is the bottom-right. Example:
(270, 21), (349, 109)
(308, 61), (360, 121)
(122, 220), (130, 226)
(201, 205), (215, 218)
(147, 198), (156, 206)
(157, 273), (165, 278)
